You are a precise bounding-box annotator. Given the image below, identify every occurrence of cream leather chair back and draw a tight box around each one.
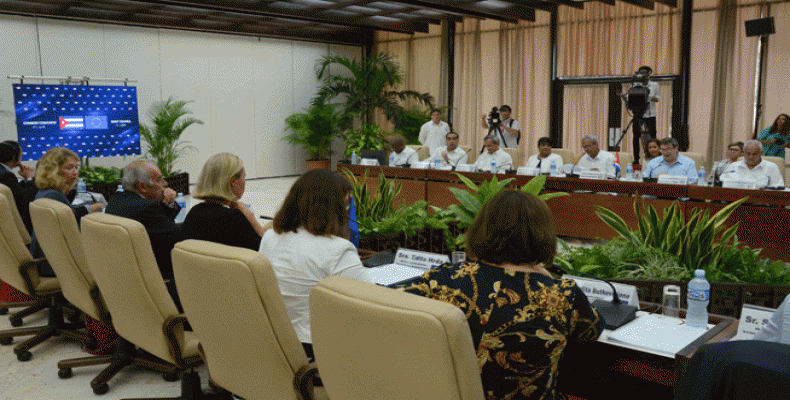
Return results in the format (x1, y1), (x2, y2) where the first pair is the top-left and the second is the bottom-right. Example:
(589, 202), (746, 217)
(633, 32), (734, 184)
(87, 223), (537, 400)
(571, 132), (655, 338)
(81, 213), (198, 366)
(0, 184), (31, 245)
(459, 146), (473, 165)
(172, 240), (324, 400)
(0, 193), (47, 296)
(501, 148), (521, 169)
(406, 145), (429, 161)
(763, 156), (786, 178)
(680, 152), (705, 168)
(310, 276), (485, 400)
(552, 148), (577, 165)
(617, 152), (634, 167)
(29, 198), (104, 322)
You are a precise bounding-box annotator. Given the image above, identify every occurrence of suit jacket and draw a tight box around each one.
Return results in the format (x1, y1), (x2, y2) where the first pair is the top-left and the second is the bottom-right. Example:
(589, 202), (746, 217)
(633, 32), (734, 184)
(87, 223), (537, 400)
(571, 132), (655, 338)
(0, 166), (38, 234)
(105, 191), (182, 280)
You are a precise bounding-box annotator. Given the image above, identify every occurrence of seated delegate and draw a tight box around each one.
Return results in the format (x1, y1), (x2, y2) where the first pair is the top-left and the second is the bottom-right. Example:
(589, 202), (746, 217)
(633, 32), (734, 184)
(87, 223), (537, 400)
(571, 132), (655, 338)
(403, 191), (603, 400)
(575, 135), (616, 177)
(720, 140), (784, 188)
(387, 134), (419, 166)
(643, 137), (698, 182)
(0, 141), (37, 234)
(29, 147), (104, 276)
(182, 152), (266, 251)
(474, 134), (513, 173)
(425, 131), (468, 168)
(524, 136), (563, 174)
(712, 141), (744, 181)
(259, 169), (372, 359)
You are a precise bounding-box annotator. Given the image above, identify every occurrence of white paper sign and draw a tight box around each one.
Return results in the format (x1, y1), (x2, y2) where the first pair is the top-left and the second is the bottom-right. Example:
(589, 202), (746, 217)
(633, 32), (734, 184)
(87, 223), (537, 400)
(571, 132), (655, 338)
(657, 174), (689, 185)
(722, 178), (757, 190)
(578, 171), (606, 180)
(455, 163), (475, 172)
(393, 248), (449, 271)
(411, 162), (429, 169)
(733, 304), (776, 340)
(563, 275), (640, 307)
(360, 158), (379, 166)
(517, 167), (540, 176)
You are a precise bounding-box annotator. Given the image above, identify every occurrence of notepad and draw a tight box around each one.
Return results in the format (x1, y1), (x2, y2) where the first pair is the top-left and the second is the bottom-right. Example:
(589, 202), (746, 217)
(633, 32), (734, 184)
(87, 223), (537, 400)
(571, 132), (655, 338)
(367, 264), (426, 286)
(607, 314), (711, 357)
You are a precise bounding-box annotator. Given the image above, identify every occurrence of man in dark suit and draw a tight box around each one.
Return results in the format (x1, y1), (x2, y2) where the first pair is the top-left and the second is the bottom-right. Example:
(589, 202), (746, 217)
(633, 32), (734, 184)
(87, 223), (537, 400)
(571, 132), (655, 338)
(105, 160), (183, 309)
(0, 141), (37, 234)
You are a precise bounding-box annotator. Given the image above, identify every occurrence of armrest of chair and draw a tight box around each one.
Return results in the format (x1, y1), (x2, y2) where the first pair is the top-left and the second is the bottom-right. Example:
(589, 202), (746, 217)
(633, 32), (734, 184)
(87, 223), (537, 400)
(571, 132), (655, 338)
(163, 313), (201, 368)
(294, 362), (321, 400)
(19, 257), (47, 295)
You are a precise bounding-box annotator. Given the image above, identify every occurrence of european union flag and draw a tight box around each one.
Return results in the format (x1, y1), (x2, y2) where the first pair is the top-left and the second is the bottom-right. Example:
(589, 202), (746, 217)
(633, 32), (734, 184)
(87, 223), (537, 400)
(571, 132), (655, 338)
(85, 115), (108, 129)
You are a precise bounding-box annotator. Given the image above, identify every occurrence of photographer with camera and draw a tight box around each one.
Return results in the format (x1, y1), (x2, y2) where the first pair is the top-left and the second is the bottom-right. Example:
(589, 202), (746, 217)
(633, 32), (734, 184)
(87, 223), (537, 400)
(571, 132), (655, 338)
(480, 105), (520, 148)
(757, 114), (790, 158)
(623, 66), (660, 163)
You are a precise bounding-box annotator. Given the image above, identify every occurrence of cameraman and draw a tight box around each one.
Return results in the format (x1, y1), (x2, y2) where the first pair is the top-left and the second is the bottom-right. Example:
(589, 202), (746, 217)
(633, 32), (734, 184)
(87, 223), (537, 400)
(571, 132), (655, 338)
(480, 104), (520, 148)
(625, 66), (660, 163)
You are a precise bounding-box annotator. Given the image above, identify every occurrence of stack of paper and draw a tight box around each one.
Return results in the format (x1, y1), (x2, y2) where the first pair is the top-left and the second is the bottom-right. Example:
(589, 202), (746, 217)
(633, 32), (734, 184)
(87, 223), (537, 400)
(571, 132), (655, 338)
(607, 314), (710, 357)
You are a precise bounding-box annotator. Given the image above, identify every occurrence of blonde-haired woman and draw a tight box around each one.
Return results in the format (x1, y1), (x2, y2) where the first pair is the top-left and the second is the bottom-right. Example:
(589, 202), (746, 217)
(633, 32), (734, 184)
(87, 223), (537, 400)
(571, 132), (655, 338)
(181, 152), (264, 250)
(30, 147), (104, 276)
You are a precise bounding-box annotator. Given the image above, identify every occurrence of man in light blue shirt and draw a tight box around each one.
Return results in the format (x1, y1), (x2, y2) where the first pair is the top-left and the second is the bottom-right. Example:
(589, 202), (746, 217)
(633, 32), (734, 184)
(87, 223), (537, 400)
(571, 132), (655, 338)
(643, 137), (698, 182)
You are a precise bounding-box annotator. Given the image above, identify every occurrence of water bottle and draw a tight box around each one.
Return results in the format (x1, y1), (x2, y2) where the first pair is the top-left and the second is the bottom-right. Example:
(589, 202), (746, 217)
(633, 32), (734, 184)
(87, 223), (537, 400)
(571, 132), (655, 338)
(351, 151), (358, 165)
(389, 153), (395, 167)
(434, 157), (441, 170)
(77, 178), (87, 194)
(697, 166), (706, 186)
(174, 192), (187, 223)
(116, 184), (123, 193)
(625, 163), (634, 180)
(686, 269), (710, 329)
(550, 160), (557, 177)
(490, 160), (497, 174)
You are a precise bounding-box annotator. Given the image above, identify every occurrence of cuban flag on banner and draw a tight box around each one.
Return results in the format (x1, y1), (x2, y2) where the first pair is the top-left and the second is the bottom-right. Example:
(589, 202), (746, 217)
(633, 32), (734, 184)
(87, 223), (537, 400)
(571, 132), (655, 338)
(59, 116), (84, 129)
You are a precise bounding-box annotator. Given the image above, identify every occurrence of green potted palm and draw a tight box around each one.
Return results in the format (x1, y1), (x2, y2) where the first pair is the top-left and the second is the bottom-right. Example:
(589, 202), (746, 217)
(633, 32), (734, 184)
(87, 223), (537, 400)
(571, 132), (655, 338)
(139, 97), (203, 194)
(283, 103), (350, 170)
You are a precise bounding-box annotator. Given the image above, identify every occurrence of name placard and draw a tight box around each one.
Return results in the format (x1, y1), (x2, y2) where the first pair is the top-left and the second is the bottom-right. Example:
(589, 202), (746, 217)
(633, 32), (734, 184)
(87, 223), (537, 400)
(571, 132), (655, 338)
(734, 304), (776, 340)
(563, 275), (640, 307)
(455, 163), (475, 172)
(411, 162), (429, 169)
(517, 167), (540, 176)
(578, 171), (606, 180)
(360, 158), (379, 166)
(657, 174), (689, 185)
(722, 178), (757, 190)
(393, 248), (450, 271)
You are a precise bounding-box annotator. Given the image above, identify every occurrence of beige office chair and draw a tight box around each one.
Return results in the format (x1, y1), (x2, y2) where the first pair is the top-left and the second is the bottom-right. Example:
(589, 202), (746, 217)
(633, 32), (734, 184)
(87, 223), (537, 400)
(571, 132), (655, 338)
(0, 193), (85, 361)
(552, 148), (577, 165)
(501, 147), (521, 169)
(30, 198), (175, 394)
(0, 184), (31, 245)
(462, 146), (477, 165)
(617, 152), (634, 167)
(310, 276), (485, 400)
(764, 156), (786, 178)
(680, 152), (705, 168)
(406, 145), (429, 161)
(81, 213), (204, 397)
(172, 240), (326, 400)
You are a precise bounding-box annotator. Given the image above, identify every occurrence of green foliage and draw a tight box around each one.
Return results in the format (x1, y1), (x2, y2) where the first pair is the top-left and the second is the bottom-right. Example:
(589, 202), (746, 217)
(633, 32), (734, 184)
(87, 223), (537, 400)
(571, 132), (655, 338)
(342, 168), (400, 223)
(312, 53), (435, 127)
(447, 174), (568, 247)
(283, 104), (350, 160)
(139, 97), (203, 177)
(342, 123), (388, 158)
(78, 166), (122, 185)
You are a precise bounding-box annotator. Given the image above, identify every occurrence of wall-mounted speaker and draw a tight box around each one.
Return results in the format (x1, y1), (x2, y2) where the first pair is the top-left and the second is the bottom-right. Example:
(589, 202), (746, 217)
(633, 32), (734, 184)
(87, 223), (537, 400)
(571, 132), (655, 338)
(745, 17), (775, 37)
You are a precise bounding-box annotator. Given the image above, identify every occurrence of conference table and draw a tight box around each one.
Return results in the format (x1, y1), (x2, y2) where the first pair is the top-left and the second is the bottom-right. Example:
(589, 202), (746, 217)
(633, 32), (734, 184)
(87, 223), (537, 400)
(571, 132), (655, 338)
(343, 164), (790, 262)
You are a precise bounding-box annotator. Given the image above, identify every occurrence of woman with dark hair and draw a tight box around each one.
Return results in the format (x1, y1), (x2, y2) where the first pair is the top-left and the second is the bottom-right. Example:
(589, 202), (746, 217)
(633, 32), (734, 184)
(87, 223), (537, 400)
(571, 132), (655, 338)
(643, 138), (662, 165)
(259, 169), (372, 359)
(404, 191), (603, 400)
(757, 114), (790, 157)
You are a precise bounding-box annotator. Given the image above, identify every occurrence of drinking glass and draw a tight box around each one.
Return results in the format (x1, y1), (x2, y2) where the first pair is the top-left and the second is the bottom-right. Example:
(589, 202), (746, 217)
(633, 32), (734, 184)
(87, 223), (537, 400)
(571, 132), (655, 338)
(452, 251), (466, 265)
(662, 284), (681, 318)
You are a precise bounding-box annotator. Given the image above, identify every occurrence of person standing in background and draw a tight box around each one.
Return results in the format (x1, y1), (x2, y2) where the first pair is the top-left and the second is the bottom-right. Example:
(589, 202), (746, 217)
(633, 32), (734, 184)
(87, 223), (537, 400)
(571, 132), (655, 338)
(418, 109), (450, 154)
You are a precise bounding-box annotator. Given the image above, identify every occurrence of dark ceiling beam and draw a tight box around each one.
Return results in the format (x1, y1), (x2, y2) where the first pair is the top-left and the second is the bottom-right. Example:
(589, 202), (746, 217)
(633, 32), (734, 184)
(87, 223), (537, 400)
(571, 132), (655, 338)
(391, 0), (535, 22)
(546, 0), (585, 10)
(653, 0), (677, 7)
(595, 0), (616, 5)
(129, 0), (430, 33)
(508, 0), (560, 12)
(620, 0), (655, 9)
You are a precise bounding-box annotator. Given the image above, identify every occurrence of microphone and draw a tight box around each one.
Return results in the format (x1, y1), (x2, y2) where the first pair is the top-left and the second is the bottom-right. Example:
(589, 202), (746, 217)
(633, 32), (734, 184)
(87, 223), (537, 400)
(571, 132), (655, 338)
(552, 263), (637, 329)
(451, 147), (474, 170)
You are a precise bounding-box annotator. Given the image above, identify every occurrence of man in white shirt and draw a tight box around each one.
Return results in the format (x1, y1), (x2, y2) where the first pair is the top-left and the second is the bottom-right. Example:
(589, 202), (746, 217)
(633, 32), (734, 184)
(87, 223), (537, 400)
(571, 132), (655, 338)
(480, 105), (520, 148)
(575, 135), (616, 178)
(388, 134), (420, 167)
(426, 131), (468, 168)
(419, 109), (451, 154)
(525, 137), (564, 174)
(475, 135), (513, 174)
(720, 140), (784, 188)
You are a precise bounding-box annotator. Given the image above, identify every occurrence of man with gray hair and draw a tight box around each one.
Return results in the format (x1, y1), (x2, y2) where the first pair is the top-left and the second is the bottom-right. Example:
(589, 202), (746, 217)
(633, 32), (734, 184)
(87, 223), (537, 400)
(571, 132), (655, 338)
(105, 160), (183, 309)
(720, 140), (784, 188)
(474, 134), (513, 173)
(576, 135), (616, 178)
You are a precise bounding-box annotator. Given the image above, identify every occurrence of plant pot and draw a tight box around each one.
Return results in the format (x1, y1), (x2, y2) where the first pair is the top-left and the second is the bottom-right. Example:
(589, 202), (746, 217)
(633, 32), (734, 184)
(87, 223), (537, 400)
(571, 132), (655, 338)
(164, 172), (190, 195)
(306, 159), (331, 170)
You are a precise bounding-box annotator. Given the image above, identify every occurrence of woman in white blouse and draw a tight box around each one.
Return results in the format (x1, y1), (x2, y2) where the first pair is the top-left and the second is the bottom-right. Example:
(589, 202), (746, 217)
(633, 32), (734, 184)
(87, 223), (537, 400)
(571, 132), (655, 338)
(259, 169), (372, 359)
(525, 137), (564, 174)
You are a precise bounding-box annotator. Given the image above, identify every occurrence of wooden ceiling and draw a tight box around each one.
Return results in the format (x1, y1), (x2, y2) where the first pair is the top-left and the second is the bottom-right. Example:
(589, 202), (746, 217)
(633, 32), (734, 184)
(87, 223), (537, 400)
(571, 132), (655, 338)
(0, 0), (677, 45)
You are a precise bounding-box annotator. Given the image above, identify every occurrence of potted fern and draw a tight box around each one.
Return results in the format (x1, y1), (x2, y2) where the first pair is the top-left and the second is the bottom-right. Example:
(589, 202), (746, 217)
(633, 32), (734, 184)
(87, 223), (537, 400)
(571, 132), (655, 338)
(139, 97), (203, 193)
(283, 103), (350, 170)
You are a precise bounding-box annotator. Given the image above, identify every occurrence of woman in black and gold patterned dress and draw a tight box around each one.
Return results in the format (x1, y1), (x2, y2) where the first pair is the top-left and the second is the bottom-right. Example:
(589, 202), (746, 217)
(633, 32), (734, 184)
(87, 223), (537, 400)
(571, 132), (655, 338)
(403, 191), (603, 400)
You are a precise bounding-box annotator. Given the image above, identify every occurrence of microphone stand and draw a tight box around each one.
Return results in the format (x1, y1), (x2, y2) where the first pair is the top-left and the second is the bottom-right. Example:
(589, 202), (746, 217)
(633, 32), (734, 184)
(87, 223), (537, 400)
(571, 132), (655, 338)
(553, 263), (637, 329)
(450, 147), (473, 171)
